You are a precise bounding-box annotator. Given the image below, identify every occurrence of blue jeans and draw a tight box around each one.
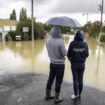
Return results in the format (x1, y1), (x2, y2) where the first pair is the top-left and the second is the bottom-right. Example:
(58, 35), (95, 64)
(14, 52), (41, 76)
(46, 63), (65, 93)
(71, 63), (85, 96)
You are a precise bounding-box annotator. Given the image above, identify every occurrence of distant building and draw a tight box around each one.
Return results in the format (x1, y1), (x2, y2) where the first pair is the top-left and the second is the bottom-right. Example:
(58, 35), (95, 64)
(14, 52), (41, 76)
(0, 19), (18, 41)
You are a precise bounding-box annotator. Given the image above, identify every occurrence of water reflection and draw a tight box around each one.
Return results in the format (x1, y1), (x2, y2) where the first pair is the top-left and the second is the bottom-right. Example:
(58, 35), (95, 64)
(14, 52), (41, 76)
(0, 40), (44, 73)
(0, 37), (105, 91)
(4, 41), (44, 59)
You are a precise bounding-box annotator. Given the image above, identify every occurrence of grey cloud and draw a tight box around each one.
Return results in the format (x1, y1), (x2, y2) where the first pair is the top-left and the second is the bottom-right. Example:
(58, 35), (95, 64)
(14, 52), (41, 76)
(8, 0), (50, 5)
(35, 0), (50, 4)
(0, 0), (104, 13)
(0, 0), (50, 7)
(50, 0), (105, 13)
(0, 0), (19, 7)
(0, 0), (105, 20)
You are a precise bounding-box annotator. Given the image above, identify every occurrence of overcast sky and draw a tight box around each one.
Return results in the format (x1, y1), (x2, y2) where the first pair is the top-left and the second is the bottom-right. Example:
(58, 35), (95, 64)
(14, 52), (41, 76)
(0, 0), (105, 25)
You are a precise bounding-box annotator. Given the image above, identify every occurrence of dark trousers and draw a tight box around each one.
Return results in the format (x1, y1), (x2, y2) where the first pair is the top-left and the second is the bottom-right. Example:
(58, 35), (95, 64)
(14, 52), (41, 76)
(71, 63), (85, 96)
(46, 63), (65, 93)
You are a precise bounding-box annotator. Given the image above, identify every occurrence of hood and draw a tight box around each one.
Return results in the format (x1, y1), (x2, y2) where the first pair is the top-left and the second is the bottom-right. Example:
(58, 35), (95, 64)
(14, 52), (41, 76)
(74, 31), (84, 41)
(50, 26), (62, 38)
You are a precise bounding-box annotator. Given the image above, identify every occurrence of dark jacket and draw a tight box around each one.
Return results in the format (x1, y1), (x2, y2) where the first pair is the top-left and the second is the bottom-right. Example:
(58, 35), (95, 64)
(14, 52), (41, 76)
(67, 31), (89, 64)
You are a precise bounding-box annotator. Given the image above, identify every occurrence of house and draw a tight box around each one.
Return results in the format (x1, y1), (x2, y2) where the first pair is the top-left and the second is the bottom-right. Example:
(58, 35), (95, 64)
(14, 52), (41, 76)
(0, 19), (18, 41)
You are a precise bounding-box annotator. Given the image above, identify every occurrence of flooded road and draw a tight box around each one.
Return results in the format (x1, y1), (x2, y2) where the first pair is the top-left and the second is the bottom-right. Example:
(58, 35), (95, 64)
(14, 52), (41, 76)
(0, 36), (105, 91)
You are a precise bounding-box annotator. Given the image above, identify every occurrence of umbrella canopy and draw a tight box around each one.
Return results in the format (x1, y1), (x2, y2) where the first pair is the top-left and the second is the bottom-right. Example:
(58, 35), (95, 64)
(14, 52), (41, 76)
(46, 16), (82, 27)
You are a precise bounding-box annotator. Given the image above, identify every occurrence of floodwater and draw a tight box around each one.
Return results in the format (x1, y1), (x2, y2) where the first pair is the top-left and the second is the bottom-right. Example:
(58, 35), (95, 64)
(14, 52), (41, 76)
(0, 36), (105, 92)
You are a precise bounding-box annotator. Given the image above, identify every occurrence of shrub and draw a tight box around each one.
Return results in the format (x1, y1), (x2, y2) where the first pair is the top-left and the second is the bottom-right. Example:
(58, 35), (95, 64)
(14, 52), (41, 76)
(102, 26), (105, 33)
(83, 21), (101, 38)
(17, 18), (45, 40)
(34, 22), (45, 39)
(6, 31), (17, 41)
(100, 33), (105, 42)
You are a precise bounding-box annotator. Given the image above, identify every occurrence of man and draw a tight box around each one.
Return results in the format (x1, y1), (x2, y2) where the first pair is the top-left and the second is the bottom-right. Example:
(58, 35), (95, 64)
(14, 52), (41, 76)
(45, 26), (66, 103)
(67, 31), (89, 100)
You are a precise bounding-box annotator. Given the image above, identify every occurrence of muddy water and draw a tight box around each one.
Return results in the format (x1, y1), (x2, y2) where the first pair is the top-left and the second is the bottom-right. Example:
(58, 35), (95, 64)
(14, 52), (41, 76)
(0, 36), (105, 91)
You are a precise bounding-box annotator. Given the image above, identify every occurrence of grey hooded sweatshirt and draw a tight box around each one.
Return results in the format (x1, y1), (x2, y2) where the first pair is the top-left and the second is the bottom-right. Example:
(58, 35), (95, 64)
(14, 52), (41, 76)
(46, 26), (67, 64)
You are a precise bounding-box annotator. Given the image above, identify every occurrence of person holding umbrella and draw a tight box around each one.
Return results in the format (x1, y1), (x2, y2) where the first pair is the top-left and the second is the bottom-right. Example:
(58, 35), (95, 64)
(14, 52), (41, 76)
(45, 26), (67, 103)
(67, 31), (89, 100)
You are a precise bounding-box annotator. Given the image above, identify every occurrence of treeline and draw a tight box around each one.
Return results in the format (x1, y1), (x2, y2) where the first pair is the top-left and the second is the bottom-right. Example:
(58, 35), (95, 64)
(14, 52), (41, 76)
(83, 21), (101, 37)
(6, 8), (76, 41)
(43, 24), (75, 34)
(83, 21), (105, 42)
(6, 8), (105, 42)
(6, 8), (45, 41)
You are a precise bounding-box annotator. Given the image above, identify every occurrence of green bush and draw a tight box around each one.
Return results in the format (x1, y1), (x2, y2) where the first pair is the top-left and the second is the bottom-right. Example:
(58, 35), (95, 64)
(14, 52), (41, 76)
(16, 18), (31, 40)
(100, 33), (105, 42)
(102, 26), (105, 33)
(17, 18), (45, 40)
(5, 35), (12, 41)
(6, 31), (17, 41)
(83, 21), (101, 38)
(34, 22), (45, 39)
(6, 19), (45, 41)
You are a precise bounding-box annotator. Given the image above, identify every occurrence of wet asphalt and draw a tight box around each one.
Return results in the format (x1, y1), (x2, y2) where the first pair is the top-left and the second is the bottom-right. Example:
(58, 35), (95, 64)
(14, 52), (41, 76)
(0, 72), (105, 105)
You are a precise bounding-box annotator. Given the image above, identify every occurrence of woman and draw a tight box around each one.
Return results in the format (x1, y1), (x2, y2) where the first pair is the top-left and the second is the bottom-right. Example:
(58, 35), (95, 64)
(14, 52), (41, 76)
(67, 31), (89, 100)
(45, 26), (67, 103)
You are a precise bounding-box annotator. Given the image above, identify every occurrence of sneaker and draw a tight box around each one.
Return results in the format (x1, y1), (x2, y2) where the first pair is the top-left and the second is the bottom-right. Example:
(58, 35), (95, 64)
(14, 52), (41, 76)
(71, 95), (81, 100)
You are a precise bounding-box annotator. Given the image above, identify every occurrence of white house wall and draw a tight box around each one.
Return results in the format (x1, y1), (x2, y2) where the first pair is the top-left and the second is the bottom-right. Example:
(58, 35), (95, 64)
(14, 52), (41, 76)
(0, 26), (17, 41)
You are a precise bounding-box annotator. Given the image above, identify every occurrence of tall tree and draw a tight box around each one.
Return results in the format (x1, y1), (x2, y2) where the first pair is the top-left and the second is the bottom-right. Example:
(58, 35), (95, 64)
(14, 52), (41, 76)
(83, 21), (101, 37)
(19, 8), (27, 21)
(9, 9), (17, 20)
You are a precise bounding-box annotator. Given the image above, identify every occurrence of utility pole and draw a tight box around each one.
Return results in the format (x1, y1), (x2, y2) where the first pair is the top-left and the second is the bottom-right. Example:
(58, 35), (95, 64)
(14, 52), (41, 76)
(99, 0), (104, 31)
(31, 0), (34, 41)
(98, 0), (104, 41)
(86, 13), (88, 23)
(101, 0), (104, 28)
(97, 0), (104, 73)
(83, 12), (88, 24)
(31, 0), (35, 74)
